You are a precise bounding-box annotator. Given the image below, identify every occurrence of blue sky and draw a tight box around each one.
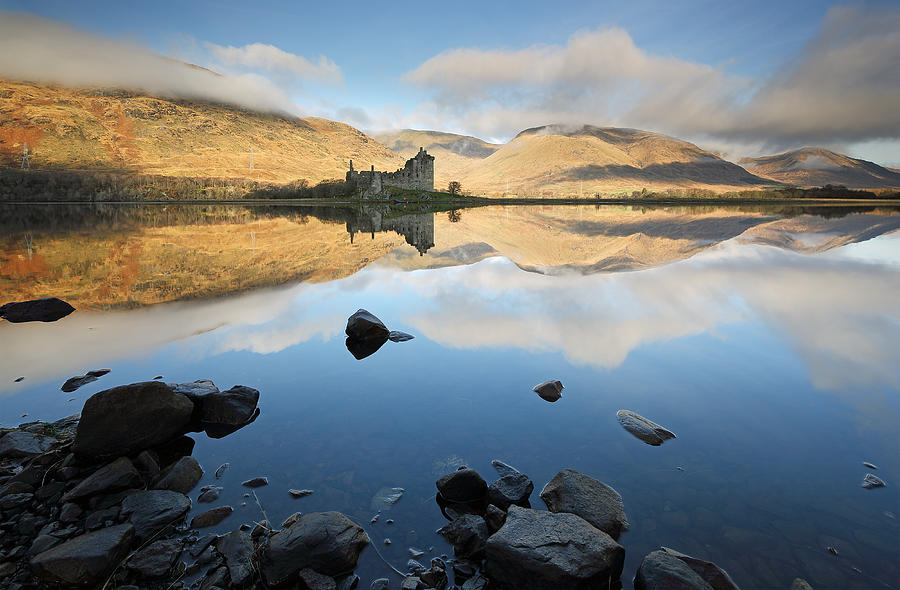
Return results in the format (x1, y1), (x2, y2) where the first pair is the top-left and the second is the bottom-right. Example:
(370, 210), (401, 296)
(1, 0), (898, 164)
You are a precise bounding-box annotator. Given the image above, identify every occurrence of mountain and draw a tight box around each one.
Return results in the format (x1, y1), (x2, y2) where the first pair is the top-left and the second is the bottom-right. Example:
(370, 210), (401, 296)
(0, 79), (403, 183)
(740, 148), (900, 189)
(455, 124), (771, 196)
(373, 129), (500, 188)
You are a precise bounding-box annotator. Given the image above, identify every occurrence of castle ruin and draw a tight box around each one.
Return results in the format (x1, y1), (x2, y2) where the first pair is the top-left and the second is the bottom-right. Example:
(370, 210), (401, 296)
(347, 147), (434, 197)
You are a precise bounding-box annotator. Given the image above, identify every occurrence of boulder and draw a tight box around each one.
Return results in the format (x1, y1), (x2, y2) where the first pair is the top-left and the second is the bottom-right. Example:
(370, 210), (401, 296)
(61, 457), (142, 503)
(634, 550), (716, 590)
(862, 473), (886, 489)
(657, 547), (740, 590)
(485, 504), (507, 534)
(0, 297), (75, 323)
(488, 472), (534, 510)
(616, 410), (676, 446)
(191, 506), (233, 528)
(0, 431), (56, 459)
(120, 490), (191, 540)
(436, 468), (487, 503)
(72, 381), (194, 459)
(126, 538), (183, 578)
(170, 379), (219, 403)
(300, 567), (338, 590)
(198, 385), (260, 438)
(345, 309), (390, 341)
(484, 506), (624, 590)
(218, 530), (255, 587)
(539, 469), (628, 540)
(153, 456), (204, 494)
(262, 511), (369, 586)
(30, 523), (134, 585)
(533, 380), (563, 402)
(437, 514), (488, 559)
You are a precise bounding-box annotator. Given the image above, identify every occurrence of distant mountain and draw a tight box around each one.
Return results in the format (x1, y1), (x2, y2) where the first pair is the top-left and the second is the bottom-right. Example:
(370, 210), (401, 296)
(0, 79), (403, 183)
(373, 129), (500, 188)
(456, 124), (771, 196)
(740, 148), (900, 189)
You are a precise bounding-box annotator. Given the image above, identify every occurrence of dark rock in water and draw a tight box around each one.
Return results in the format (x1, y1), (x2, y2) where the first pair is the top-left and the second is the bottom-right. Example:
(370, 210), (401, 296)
(29, 523), (134, 585)
(0, 431), (56, 459)
(153, 435), (195, 468)
(462, 574), (489, 590)
(656, 547), (740, 590)
(73, 381), (194, 459)
(153, 456), (204, 494)
(120, 490), (191, 540)
(290, 488), (314, 498)
(437, 468), (487, 503)
(791, 579), (814, 590)
(488, 472), (534, 510)
(862, 473), (886, 489)
(242, 476), (268, 488)
(191, 506), (233, 528)
(401, 575), (422, 590)
(336, 574), (360, 590)
(388, 330), (415, 342)
(371, 486), (404, 509)
(198, 486), (223, 503)
(199, 385), (260, 438)
(533, 380), (563, 402)
(60, 456), (142, 503)
(218, 530), (255, 587)
(491, 459), (523, 479)
(170, 379), (219, 403)
(635, 549), (720, 590)
(126, 538), (183, 578)
(300, 567), (338, 590)
(60, 369), (111, 393)
(262, 511), (369, 585)
(438, 514), (488, 559)
(485, 506), (624, 590)
(485, 504), (507, 534)
(215, 462), (229, 478)
(15, 376), (25, 382)
(539, 469), (629, 540)
(616, 410), (676, 446)
(863, 462), (878, 470)
(345, 309), (390, 341)
(345, 334), (389, 360)
(370, 579), (389, 590)
(0, 297), (75, 323)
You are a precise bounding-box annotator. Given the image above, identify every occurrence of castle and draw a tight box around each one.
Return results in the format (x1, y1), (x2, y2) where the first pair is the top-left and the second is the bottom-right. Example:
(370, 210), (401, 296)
(346, 147), (434, 196)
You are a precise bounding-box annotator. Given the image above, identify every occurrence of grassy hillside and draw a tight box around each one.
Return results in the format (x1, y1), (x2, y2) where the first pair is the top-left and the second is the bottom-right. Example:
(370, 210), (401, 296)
(0, 79), (403, 184)
(741, 148), (900, 189)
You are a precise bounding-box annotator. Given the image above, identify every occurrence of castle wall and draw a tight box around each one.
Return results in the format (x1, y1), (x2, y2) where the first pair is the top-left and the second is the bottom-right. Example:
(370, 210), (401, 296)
(347, 148), (434, 196)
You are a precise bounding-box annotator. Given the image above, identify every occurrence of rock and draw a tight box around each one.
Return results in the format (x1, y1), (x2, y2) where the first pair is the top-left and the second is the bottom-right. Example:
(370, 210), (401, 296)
(84, 506), (120, 531)
(437, 514), (488, 559)
(401, 576), (422, 590)
(133, 450), (160, 479)
(488, 472), (534, 510)
(336, 574), (360, 590)
(436, 468), (487, 503)
(484, 506), (624, 590)
(791, 579), (814, 590)
(242, 476), (268, 488)
(616, 410), (676, 446)
(152, 435), (195, 467)
(29, 523), (134, 585)
(0, 297), (75, 323)
(0, 492), (33, 510)
(215, 463), (229, 478)
(72, 381), (194, 459)
(61, 457), (142, 503)
(863, 462), (878, 470)
(370, 579), (389, 590)
(533, 380), (563, 402)
(200, 565), (229, 590)
(262, 511), (369, 585)
(153, 456), (204, 494)
(199, 385), (260, 438)
(120, 490), (191, 540)
(170, 379), (219, 403)
(290, 488), (314, 498)
(491, 459), (523, 479)
(634, 549), (716, 590)
(485, 504), (507, 534)
(58, 503), (83, 523)
(371, 486), (404, 509)
(300, 567), (338, 590)
(657, 547), (740, 590)
(409, 548), (425, 559)
(345, 334), (388, 360)
(862, 473), (886, 489)
(0, 480), (34, 497)
(461, 574), (489, 590)
(539, 469), (628, 540)
(60, 369), (110, 393)
(126, 538), (182, 578)
(198, 486), (223, 503)
(388, 331), (415, 342)
(345, 309), (390, 341)
(0, 431), (56, 459)
(28, 534), (62, 556)
(419, 558), (447, 588)
(191, 506), (233, 528)
(217, 530), (255, 587)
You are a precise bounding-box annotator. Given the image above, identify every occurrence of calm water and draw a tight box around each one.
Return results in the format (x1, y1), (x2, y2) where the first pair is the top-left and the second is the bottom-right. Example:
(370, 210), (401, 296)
(2, 203), (899, 589)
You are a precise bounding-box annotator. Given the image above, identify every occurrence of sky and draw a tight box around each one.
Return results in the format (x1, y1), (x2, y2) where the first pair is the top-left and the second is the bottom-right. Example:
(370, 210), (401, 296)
(0, 0), (898, 164)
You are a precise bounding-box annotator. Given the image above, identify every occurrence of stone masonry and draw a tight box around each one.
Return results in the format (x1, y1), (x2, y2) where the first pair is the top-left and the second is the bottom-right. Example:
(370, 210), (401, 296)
(347, 147), (434, 196)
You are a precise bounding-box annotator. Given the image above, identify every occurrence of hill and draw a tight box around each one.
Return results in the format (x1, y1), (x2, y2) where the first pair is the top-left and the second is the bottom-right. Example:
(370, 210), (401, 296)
(740, 148), (900, 189)
(373, 129), (500, 188)
(0, 79), (403, 184)
(456, 124), (772, 196)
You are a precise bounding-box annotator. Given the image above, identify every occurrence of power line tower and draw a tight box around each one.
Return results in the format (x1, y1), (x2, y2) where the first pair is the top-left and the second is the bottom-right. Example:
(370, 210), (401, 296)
(249, 146), (254, 170)
(21, 142), (31, 169)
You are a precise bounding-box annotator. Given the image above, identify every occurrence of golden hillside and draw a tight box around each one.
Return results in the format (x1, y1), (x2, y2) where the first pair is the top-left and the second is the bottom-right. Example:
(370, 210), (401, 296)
(0, 79), (403, 183)
(373, 129), (500, 188)
(740, 148), (900, 189)
(457, 124), (771, 196)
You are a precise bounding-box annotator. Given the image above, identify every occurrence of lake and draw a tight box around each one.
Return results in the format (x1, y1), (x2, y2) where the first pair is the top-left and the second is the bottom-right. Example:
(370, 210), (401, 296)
(1, 202), (899, 589)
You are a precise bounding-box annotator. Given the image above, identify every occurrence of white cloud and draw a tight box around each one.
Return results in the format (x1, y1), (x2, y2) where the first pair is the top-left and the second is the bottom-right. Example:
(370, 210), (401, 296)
(205, 42), (342, 84)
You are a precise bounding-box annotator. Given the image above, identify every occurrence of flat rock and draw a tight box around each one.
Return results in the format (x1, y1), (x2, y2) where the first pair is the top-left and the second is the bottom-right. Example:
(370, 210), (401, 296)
(215, 463), (229, 478)
(120, 490), (191, 540)
(72, 381), (194, 459)
(60, 369), (110, 393)
(436, 468), (487, 503)
(863, 461), (878, 470)
(29, 523), (134, 585)
(126, 538), (182, 578)
(345, 309), (390, 340)
(153, 456), (204, 494)
(634, 549), (715, 590)
(371, 486), (404, 509)
(0, 297), (75, 323)
(290, 488), (314, 498)
(262, 511), (369, 585)
(199, 385), (260, 438)
(170, 379), (219, 403)
(484, 506), (624, 590)
(242, 476), (268, 488)
(388, 330), (415, 342)
(218, 530), (255, 587)
(539, 468), (628, 540)
(533, 380), (563, 402)
(491, 459), (523, 479)
(658, 547), (740, 590)
(61, 456), (142, 503)
(488, 472), (534, 510)
(616, 410), (676, 446)
(438, 514), (488, 559)
(0, 431), (56, 459)
(191, 506), (233, 528)
(862, 473), (886, 489)
(198, 486), (223, 503)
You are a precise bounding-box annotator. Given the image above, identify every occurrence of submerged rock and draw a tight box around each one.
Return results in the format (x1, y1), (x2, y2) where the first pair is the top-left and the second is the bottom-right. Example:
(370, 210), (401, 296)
(345, 309), (390, 341)
(616, 410), (676, 446)
(199, 385), (260, 439)
(371, 487), (404, 509)
(30, 523), (134, 585)
(60, 369), (111, 393)
(539, 468), (628, 540)
(0, 297), (75, 323)
(862, 473), (886, 489)
(242, 476), (268, 488)
(657, 547), (740, 590)
(533, 380), (563, 402)
(290, 488), (314, 498)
